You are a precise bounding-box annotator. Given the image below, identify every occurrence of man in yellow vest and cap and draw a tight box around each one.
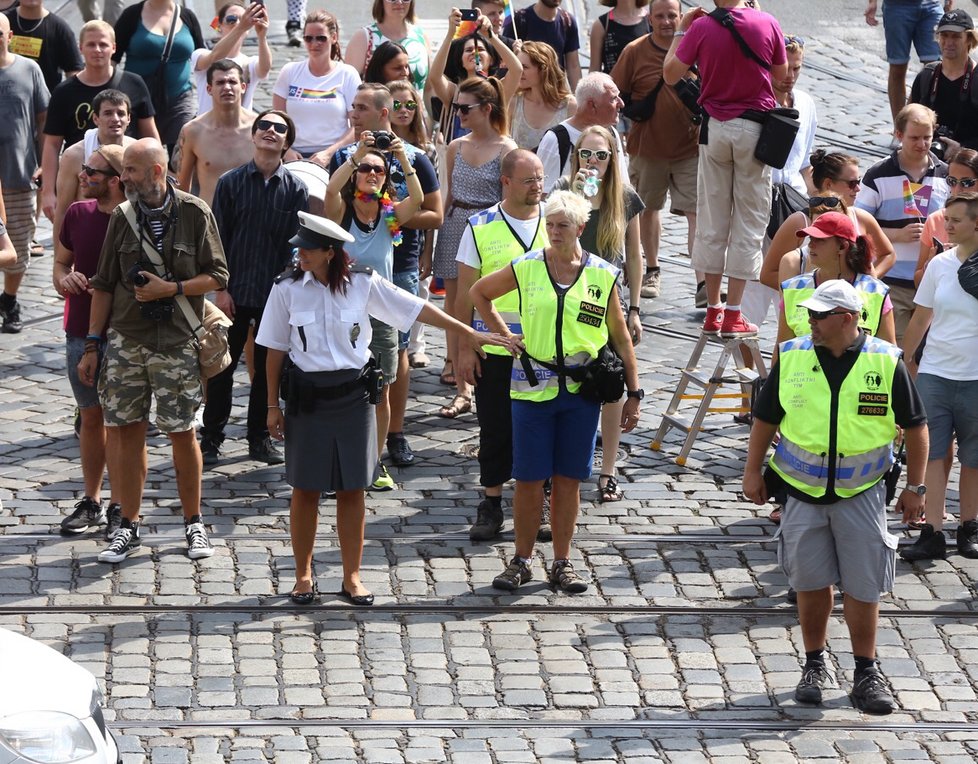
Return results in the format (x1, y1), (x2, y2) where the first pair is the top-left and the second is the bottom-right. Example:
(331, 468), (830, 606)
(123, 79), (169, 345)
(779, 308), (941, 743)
(743, 279), (929, 715)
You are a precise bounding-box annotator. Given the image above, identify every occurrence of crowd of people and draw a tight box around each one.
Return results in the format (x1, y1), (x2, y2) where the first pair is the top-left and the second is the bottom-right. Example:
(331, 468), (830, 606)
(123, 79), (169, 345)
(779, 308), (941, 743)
(2, 0), (977, 719)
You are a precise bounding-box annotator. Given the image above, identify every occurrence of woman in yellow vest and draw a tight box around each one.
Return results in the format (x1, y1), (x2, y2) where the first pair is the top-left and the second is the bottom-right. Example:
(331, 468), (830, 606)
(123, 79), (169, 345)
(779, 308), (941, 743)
(778, 211), (896, 353)
(470, 191), (642, 594)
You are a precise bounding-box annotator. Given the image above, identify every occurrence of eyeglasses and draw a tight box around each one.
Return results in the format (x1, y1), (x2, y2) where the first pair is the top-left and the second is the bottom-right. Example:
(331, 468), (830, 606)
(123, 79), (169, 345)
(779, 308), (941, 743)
(784, 35), (805, 47)
(809, 196), (842, 208)
(948, 176), (978, 188)
(830, 176), (862, 190)
(453, 102), (484, 115)
(392, 99), (418, 111)
(303, 34), (330, 44)
(223, 14), (240, 24)
(578, 148), (611, 161)
(82, 164), (119, 178)
(256, 119), (288, 134)
(807, 308), (854, 321)
(357, 164), (387, 175)
(384, 0), (411, 4)
(517, 176), (545, 187)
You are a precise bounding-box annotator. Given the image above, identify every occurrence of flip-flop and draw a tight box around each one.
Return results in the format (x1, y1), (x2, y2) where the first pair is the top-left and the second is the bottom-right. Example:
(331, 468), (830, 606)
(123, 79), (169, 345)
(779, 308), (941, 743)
(438, 394), (472, 418)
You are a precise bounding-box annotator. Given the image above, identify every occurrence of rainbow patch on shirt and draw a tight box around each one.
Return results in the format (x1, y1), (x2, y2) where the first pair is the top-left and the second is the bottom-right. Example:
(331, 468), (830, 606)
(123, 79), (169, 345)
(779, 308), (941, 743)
(288, 85), (339, 100)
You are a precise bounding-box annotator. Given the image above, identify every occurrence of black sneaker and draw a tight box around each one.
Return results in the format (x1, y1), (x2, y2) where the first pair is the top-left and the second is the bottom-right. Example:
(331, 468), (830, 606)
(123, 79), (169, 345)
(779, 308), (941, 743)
(850, 664), (896, 715)
(549, 559), (588, 593)
(185, 516), (214, 560)
(470, 498), (504, 542)
(1, 300), (22, 333)
(60, 497), (106, 535)
(899, 523), (947, 561)
(200, 439), (220, 466)
(492, 556), (532, 591)
(956, 519), (978, 559)
(386, 433), (415, 466)
(104, 503), (122, 540)
(98, 524), (140, 563)
(249, 437), (284, 465)
(285, 20), (302, 46)
(794, 662), (829, 704)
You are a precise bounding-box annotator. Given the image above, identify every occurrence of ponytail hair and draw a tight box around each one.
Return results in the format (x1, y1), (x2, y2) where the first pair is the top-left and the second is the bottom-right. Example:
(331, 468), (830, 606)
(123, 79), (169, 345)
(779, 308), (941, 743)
(304, 10), (343, 61)
(843, 234), (875, 275)
(458, 76), (509, 136)
(810, 149), (858, 191)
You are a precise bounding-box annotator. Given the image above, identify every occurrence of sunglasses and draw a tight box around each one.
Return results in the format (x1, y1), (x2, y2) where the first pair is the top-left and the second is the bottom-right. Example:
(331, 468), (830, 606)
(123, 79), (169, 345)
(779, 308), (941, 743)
(223, 14), (240, 23)
(948, 176), (978, 188)
(784, 34), (805, 47)
(256, 119), (288, 134)
(578, 148), (611, 161)
(303, 34), (330, 44)
(809, 196), (842, 208)
(453, 102), (484, 115)
(82, 164), (118, 178)
(830, 176), (862, 190)
(807, 308), (854, 321)
(357, 164), (386, 175)
(392, 99), (418, 111)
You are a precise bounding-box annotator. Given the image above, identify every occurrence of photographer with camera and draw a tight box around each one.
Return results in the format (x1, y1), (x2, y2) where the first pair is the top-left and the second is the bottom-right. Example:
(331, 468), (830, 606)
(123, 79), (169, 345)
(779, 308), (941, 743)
(328, 82), (443, 476)
(79, 138), (229, 564)
(610, 0), (701, 304)
(908, 9), (978, 159)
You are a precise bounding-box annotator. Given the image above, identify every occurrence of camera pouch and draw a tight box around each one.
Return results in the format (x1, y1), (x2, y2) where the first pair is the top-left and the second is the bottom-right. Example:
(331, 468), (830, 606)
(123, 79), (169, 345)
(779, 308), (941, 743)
(621, 79), (665, 123)
(753, 107), (800, 170)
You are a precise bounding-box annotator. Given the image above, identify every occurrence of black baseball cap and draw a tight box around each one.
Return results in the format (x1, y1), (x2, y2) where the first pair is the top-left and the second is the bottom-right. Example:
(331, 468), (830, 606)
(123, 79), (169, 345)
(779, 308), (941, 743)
(937, 9), (974, 33)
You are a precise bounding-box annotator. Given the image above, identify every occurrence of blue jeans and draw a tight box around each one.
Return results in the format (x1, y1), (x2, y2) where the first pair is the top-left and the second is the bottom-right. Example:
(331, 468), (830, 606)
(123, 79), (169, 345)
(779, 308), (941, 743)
(883, 0), (942, 64)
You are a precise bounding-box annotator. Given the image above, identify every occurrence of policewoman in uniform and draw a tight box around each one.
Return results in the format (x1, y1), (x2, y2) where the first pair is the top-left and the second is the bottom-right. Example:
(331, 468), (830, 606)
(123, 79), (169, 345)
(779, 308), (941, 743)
(743, 279), (929, 715)
(257, 212), (514, 606)
(778, 212), (896, 351)
(470, 190), (643, 594)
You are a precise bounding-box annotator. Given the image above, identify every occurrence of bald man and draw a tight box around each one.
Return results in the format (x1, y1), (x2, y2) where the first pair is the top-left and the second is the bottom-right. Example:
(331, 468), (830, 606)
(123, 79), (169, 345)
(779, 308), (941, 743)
(79, 138), (230, 564)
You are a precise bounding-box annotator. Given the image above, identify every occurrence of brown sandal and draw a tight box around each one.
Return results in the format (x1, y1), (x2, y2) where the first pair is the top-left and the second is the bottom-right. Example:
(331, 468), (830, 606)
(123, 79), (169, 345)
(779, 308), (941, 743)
(438, 394), (472, 418)
(598, 474), (623, 502)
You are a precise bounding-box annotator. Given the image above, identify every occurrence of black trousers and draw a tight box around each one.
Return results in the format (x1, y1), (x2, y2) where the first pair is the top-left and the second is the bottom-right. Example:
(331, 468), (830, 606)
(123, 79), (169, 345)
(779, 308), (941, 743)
(202, 304), (267, 445)
(474, 353), (514, 488)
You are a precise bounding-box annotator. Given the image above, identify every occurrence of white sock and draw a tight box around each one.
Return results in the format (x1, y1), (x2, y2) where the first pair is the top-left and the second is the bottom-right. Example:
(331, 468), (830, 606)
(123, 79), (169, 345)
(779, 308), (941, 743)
(709, 303), (723, 310)
(726, 304), (741, 312)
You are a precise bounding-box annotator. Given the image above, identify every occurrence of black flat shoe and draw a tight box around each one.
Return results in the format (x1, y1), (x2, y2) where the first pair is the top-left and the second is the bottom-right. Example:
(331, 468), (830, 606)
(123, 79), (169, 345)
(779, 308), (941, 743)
(337, 585), (374, 606)
(289, 580), (319, 605)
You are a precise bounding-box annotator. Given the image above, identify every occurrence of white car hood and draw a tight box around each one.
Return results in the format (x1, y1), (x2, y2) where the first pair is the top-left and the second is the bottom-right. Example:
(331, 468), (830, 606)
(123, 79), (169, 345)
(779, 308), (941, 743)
(0, 628), (95, 720)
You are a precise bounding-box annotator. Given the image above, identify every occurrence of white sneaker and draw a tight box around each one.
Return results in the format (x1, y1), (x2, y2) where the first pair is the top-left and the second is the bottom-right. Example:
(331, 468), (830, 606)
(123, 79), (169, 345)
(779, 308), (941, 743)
(98, 525), (141, 563)
(185, 520), (214, 559)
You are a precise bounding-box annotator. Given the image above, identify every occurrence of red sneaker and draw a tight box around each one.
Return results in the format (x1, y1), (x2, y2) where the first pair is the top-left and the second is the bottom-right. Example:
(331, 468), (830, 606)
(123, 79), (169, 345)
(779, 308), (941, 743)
(720, 310), (758, 337)
(703, 306), (723, 334)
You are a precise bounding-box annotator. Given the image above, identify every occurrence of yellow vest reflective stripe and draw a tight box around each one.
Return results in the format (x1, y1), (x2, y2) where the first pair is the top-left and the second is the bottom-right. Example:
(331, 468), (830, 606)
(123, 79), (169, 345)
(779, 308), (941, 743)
(511, 250), (620, 401)
(770, 334), (900, 498)
(469, 203), (548, 356)
(781, 273), (890, 337)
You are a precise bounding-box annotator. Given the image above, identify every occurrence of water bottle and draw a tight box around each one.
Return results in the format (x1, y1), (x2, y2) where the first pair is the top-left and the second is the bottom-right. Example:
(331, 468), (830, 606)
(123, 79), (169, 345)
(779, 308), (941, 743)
(582, 168), (601, 199)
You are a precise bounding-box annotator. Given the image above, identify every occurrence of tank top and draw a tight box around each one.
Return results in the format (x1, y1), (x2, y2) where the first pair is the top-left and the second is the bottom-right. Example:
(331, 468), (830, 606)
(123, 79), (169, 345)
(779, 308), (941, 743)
(598, 10), (650, 74)
(342, 204), (394, 282)
(509, 94), (572, 151)
(365, 22), (430, 92)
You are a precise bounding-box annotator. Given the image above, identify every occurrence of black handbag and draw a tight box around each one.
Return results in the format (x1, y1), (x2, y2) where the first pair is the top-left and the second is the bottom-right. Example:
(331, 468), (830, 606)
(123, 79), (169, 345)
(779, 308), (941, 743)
(767, 181), (808, 239)
(754, 107), (801, 170)
(957, 248), (978, 299)
(144, 6), (179, 113)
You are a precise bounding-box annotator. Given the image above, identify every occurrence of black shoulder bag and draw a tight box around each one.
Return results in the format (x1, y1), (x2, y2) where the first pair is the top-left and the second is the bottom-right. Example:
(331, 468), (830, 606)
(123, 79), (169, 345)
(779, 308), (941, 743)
(621, 77), (666, 123)
(143, 6), (179, 113)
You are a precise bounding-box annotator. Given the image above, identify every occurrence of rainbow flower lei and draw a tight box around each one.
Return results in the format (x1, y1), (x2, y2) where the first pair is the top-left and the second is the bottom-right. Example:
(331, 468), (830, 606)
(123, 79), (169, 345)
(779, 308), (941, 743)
(355, 190), (403, 247)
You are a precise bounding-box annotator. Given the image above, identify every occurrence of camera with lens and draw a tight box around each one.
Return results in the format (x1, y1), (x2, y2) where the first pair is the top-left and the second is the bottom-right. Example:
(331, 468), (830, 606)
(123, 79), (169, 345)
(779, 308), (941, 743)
(673, 77), (704, 126)
(372, 130), (392, 150)
(127, 261), (175, 321)
(931, 125), (952, 161)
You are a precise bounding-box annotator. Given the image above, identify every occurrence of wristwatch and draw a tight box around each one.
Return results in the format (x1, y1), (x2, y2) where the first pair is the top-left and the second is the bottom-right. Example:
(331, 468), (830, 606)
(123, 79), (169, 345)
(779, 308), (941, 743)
(905, 484), (927, 496)
(626, 388), (645, 400)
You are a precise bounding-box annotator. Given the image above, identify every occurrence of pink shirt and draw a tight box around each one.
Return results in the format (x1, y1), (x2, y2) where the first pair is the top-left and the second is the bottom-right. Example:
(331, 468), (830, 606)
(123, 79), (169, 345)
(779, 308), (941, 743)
(675, 8), (785, 121)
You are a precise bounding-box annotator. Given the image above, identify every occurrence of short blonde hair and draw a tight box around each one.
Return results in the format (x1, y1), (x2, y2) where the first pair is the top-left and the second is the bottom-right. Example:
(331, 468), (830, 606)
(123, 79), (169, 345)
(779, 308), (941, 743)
(80, 20), (115, 44)
(545, 190), (592, 229)
(895, 103), (937, 133)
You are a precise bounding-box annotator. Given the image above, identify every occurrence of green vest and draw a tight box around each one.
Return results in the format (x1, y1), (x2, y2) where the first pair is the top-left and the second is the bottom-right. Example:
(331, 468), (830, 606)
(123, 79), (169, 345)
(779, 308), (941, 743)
(781, 272), (890, 337)
(510, 250), (620, 402)
(770, 334), (900, 499)
(469, 203), (548, 356)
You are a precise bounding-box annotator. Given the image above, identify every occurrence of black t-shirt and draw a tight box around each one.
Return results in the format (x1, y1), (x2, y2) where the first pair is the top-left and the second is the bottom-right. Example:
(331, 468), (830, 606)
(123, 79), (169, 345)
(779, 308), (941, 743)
(753, 331), (927, 504)
(4, 10), (83, 93)
(43, 69), (155, 147)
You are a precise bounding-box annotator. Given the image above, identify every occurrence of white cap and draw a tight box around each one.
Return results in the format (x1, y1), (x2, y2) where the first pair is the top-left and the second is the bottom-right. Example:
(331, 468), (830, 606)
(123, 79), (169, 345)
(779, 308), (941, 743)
(798, 279), (863, 314)
(289, 211), (355, 249)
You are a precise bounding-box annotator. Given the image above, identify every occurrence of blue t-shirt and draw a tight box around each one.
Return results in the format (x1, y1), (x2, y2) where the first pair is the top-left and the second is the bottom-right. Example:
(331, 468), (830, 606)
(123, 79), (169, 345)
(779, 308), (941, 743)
(503, 6), (580, 70)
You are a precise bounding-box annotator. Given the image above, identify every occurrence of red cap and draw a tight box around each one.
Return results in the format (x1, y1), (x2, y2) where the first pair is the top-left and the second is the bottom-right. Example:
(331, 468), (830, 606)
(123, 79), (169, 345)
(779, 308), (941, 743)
(796, 211), (857, 242)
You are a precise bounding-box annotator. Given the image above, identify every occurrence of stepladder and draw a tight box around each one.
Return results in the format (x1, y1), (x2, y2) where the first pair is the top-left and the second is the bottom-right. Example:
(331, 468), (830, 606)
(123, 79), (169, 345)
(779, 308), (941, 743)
(651, 332), (768, 466)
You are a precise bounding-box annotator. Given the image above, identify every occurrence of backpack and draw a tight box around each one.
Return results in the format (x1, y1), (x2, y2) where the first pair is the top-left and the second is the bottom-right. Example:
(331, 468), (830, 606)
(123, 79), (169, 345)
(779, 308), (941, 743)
(549, 124), (573, 173)
(913, 60), (978, 111)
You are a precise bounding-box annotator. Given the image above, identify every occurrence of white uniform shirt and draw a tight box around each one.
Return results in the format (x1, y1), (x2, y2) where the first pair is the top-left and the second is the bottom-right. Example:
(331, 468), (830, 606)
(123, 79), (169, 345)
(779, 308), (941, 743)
(256, 269), (425, 372)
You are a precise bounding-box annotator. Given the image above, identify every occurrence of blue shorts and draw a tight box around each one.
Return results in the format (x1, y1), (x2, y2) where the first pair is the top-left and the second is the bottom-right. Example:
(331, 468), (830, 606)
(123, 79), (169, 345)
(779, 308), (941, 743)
(915, 373), (978, 467)
(66, 335), (104, 409)
(511, 387), (600, 482)
(883, 0), (942, 65)
(392, 269), (419, 351)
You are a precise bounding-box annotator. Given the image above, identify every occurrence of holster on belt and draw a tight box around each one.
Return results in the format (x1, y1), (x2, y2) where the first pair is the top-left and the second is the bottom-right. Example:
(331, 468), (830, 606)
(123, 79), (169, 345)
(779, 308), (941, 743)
(287, 360), (383, 414)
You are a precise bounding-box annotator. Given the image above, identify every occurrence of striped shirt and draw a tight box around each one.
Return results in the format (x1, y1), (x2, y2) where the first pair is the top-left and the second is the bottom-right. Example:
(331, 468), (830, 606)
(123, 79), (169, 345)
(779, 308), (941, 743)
(211, 160), (310, 308)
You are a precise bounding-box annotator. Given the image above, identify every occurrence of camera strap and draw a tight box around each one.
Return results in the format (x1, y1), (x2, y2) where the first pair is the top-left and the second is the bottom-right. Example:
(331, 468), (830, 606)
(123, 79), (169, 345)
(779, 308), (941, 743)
(120, 201), (205, 341)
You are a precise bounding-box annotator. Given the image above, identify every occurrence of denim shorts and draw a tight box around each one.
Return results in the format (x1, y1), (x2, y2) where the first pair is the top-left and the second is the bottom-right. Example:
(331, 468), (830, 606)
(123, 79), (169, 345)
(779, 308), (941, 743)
(511, 387), (600, 482)
(66, 335), (104, 409)
(883, 0), (942, 64)
(915, 372), (978, 467)
(392, 269), (420, 350)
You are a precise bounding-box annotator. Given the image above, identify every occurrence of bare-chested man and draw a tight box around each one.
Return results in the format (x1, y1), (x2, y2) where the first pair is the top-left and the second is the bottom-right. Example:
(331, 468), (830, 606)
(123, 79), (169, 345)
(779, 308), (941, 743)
(176, 58), (256, 206)
(53, 88), (135, 239)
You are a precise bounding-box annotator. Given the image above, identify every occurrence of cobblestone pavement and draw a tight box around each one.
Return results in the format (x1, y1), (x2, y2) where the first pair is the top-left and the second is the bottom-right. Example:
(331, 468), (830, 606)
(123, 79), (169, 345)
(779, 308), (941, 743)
(1, 1), (977, 761)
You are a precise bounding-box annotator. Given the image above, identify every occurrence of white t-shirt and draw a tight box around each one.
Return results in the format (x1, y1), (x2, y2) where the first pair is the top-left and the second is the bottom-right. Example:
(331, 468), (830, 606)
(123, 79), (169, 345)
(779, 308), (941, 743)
(272, 60), (361, 154)
(914, 248), (978, 380)
(456, 210), (542, 269)
(190, 49), (262, 113)
(537, 120), (627, 193)
(771, 88), (817, 197)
